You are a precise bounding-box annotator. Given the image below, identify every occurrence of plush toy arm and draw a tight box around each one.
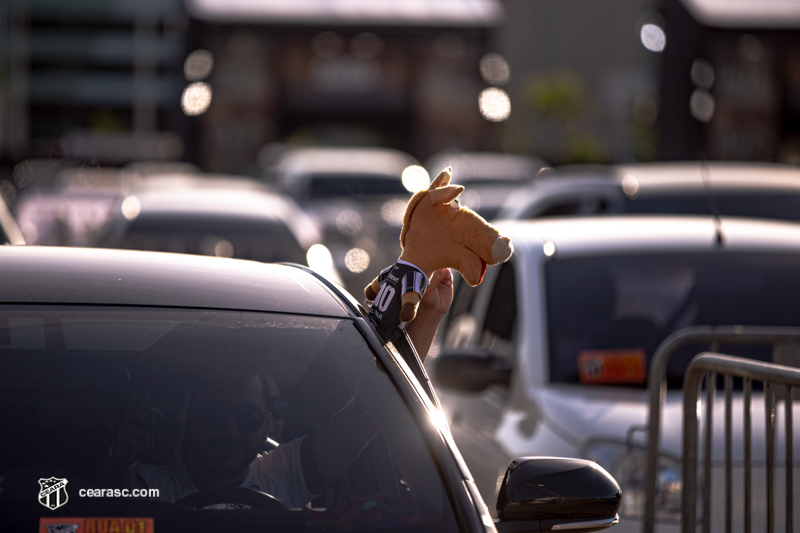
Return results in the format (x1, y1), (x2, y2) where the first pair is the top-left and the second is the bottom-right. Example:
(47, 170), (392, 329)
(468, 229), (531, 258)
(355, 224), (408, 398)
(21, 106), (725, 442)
(399, 291), (421, 323)
(364, 276), (381, 302)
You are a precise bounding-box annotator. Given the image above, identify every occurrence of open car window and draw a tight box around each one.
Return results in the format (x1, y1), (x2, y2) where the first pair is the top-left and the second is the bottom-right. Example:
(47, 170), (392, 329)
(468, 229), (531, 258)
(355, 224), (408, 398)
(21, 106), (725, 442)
(0, 306), (458, 533)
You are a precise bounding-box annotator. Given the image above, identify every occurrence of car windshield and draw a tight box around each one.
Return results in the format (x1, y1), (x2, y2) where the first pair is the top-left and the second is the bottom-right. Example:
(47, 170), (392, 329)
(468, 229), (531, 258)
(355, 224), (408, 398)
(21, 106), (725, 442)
(111, 216), (308, 263)
(545, 252), (800, 388)
(308, 174), (408, 200)
(625, 192), (800, 222)
(0, 306), (457, 532)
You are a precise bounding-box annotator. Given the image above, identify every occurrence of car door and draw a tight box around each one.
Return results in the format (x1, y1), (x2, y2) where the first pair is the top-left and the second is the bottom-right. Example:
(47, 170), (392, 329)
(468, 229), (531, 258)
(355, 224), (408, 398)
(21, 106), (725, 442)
(435, 261), (519, 510)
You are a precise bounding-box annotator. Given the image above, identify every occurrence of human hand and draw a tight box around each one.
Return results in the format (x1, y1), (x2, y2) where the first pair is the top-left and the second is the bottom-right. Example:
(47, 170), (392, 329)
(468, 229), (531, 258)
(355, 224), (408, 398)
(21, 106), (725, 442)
(418, 268), (453, 317)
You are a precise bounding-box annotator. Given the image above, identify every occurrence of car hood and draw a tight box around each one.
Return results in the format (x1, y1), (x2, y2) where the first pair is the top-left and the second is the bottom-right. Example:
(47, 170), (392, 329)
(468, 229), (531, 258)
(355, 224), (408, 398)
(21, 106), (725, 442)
(528, 385), (793, 460)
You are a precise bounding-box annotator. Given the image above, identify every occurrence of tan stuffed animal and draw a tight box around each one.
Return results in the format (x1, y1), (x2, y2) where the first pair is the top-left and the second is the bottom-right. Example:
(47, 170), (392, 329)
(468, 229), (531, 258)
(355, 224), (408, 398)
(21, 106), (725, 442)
(365, 167), (513, 342)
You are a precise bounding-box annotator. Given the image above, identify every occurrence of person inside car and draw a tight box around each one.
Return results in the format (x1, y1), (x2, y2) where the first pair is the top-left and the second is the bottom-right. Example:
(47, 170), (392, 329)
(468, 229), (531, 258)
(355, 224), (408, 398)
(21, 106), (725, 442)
(96, 268), (453, 506)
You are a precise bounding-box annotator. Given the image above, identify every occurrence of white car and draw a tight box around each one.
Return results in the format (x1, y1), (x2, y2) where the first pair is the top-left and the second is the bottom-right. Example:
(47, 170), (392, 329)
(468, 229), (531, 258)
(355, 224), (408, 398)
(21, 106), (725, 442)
(430, 215), (800, 533)
(497, 161), (800, 222)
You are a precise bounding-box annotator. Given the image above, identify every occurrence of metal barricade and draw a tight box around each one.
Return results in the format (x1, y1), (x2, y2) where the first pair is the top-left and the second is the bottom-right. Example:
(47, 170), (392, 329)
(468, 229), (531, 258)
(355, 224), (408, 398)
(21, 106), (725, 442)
(682, 353), (800, 533)
(644, 326), (800, 533)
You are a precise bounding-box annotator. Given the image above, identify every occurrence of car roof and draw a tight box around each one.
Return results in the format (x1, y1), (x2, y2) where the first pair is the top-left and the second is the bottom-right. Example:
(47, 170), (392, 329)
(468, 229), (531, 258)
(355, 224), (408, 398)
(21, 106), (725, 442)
(495, 215), (800, 257)
(273, 146), (418, 177)
(425, 151), (548, 183)
(114, 185), (321, 248)
(539, 161), (800, 193)
(0, 246), (350, 317)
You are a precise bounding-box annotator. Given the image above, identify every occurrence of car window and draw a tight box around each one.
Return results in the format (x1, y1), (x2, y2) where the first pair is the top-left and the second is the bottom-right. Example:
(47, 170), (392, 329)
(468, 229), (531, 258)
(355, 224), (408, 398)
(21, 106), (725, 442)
(479, 261), (517, 360)
(0, 306), (458, 532)
(113, 216), (308, 263)
(307, 174), (409, 200)
(544, 252), (800, 388)
(626, 192), (800, 222)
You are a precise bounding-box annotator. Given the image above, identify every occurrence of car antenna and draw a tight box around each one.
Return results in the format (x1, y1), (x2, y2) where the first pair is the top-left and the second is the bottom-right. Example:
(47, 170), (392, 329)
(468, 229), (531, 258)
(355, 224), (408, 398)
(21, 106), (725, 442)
(699, 154), (724, 246)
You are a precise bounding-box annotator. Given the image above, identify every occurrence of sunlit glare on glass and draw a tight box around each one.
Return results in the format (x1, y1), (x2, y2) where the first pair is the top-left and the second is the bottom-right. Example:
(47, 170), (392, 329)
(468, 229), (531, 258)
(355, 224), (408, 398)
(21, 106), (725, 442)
(121, 196), (141, 220)
(336, 209), (363, 236)
(312, 31), (345, 58)
(543, 241), (556, 257)
(738, 34), (764, 62)
(690, 89), (715, 123)
(181, 82), (212, 116)
(351, 32), (384, 59)
(214, 238), (234, 258)
(428, 408), (449, 432)
(381, 199), (407, 226)
(345, 248), (370, 273)
(306, 244), (334, 272)
(401, 165), (430, 193)
(460, 189), (481, 211)
(479, 53), (510, 86)
(640, 24), (666, 52)
(691, 59), (714, 89)
(621, 174), (640, 198)
(184, 49), (214, 81)
(479, 87), (511, 122)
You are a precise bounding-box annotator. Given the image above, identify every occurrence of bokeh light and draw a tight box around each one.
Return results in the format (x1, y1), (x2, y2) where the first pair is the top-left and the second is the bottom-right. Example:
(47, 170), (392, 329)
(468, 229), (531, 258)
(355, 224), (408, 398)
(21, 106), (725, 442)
(543, 241), (556, 257)
(306, 244), (334, 272)
(621, 174), (640, 198)
(691, 59), (715, 89)
(344, 248), (370, 273)
(121, 196), (141, 220)
(478, 87), (511, 122)
(479, 53), (510, 85)
(351, 32), (384, 59)
(401, 165), (430, 193)
(184, 50), (214, 81)
(640, 24), (666, 52)
(336, 209), (363, 236)
(381, 199), (407, 226)
(181, 82), (212, 116)
(690, 89), (715, 123)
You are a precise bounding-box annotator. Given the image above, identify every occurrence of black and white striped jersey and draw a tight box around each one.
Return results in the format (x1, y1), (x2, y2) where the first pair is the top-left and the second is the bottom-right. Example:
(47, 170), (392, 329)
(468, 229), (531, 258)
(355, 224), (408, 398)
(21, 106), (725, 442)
(368, 260), (429, 342)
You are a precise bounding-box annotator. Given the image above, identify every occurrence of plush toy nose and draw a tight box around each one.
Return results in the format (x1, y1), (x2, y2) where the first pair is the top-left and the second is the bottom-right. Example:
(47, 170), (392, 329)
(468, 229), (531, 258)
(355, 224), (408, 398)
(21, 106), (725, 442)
(491, 236), (513, 264)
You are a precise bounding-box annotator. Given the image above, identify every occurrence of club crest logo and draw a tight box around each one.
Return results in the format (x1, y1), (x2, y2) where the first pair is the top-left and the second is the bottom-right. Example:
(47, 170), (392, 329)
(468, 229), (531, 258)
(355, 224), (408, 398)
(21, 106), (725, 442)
(38, 477), (69, 510)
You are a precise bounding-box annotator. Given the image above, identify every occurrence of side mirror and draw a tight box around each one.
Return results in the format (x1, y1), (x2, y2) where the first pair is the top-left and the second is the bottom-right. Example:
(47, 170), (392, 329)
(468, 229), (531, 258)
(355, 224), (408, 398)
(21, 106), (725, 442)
(495, 457), (621, 533)
(433, 349), (512, 392)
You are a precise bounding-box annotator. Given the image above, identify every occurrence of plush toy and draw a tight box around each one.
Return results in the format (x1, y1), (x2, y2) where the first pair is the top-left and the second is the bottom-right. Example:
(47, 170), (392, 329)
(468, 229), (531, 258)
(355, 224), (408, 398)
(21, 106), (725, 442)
(365, 167), (513, 343)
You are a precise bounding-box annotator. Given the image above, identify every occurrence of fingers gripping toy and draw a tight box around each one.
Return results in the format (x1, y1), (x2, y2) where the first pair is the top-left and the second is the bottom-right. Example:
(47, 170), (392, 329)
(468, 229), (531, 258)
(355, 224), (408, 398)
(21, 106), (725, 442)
(365, 167), (514, 343)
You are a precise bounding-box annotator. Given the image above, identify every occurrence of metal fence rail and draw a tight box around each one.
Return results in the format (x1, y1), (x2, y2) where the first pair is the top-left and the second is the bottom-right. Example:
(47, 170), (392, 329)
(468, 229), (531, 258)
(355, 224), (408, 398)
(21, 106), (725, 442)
(682, 353), (800, 533)
(644, 326), (800, 533)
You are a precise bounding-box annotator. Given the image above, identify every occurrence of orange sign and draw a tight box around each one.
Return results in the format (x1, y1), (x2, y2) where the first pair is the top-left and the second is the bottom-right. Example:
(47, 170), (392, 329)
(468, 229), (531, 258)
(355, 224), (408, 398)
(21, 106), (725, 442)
(40, 517), (154, 533)
(578, 349), (646, 384)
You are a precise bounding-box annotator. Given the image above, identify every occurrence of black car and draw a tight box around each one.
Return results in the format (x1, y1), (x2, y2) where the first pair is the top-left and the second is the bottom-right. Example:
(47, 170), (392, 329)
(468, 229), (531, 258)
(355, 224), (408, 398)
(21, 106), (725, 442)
(0, 246), (620, 532)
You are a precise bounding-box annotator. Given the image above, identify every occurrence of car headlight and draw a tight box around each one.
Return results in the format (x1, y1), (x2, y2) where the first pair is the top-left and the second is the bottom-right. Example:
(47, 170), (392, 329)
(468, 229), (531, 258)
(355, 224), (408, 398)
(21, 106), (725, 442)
(581, 439), (682, 522)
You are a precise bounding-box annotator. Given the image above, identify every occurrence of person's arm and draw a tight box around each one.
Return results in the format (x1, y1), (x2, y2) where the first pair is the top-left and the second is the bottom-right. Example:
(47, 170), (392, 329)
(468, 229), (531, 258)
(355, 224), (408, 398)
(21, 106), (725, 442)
(405, 268), (453, 363)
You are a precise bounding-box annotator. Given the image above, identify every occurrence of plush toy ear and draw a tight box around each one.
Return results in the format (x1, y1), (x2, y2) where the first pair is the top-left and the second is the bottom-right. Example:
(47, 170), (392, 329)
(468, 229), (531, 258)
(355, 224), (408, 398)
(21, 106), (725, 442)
(429, 167), (452, 189)
(429, 184), (464, 205)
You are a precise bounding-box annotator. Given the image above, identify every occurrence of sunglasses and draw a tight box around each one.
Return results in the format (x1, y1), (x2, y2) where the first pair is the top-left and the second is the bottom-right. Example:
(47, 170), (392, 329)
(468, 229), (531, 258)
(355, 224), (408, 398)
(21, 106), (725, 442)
(193, 403), (267, 433)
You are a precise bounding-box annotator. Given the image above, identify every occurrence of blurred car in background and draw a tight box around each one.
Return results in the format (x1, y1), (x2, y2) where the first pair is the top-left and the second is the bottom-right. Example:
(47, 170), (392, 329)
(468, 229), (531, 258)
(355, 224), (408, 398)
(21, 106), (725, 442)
(424, 151), (548, 220)
(96, 174), (342, 285)
(0, 189), (25, 245)
(431, 215), (800, 533)
(0, 245), (622, 533)
(497, 161), (800, 222)
(263, 145), (424, 297)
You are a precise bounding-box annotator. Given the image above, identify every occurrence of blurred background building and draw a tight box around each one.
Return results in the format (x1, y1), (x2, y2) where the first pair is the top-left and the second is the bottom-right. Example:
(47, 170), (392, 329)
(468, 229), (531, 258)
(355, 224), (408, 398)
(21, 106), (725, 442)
(0, 0), (798, 181)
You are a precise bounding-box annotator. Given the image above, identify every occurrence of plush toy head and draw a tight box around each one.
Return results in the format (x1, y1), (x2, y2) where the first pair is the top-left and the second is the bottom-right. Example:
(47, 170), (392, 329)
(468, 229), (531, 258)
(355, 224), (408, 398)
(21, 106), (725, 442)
(364, 167), (513, 339)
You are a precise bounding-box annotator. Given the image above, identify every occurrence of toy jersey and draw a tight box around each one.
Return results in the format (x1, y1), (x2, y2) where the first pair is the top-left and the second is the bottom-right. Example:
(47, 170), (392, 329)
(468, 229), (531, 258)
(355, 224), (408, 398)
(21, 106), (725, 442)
(367, 260), (429, 342)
